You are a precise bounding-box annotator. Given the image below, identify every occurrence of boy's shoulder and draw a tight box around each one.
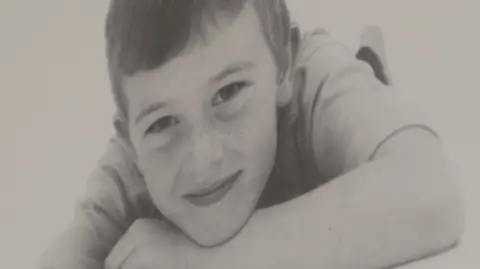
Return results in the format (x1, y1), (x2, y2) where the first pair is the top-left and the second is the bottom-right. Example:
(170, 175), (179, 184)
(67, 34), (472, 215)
(292, 26), (436, 177)
(288, 27), (345, 119)
(259, 28), (340, 205)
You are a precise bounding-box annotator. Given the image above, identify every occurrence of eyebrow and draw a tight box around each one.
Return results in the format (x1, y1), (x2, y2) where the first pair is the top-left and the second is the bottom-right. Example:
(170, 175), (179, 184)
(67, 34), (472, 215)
(135, 62), (254, 125)
(135, 101), (167, 125)
(210, 61), (254, 82)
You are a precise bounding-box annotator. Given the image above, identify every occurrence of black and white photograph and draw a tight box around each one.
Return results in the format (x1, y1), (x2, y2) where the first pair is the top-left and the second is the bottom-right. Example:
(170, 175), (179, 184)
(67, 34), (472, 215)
(1, 0), (478, 268)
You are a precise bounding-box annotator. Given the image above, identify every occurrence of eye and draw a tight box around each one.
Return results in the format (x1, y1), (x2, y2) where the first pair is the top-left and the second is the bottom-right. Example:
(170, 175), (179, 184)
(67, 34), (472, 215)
(146, 116), (179, 134)
(212, 81), (250, 106)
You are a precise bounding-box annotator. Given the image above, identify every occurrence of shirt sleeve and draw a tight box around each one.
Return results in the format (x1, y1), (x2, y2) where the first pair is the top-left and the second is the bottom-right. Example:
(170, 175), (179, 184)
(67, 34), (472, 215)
(295, 29), (438, 180)
(38, 137), (149, 269)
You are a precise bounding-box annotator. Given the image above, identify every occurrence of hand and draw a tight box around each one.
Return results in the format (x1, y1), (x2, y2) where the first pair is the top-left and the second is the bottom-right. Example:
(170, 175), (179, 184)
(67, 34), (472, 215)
(105, 219), (206, 269)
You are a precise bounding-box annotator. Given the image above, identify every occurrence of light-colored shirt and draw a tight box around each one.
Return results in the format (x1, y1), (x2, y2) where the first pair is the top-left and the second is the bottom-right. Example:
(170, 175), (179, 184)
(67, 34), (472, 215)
(39, 29), (435, 269)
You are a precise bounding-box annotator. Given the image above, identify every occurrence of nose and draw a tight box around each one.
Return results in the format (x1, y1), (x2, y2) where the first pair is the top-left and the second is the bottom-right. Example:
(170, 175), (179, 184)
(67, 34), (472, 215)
(187, 130), (225, 175)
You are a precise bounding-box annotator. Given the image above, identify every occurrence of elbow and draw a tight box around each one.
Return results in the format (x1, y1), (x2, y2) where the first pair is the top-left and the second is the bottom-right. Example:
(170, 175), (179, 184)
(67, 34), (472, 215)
(402, 149), (465, 258)
(415, 175), (464, 254)
(415, 185), (464, 253)
(381, 128), (464, 253)
(388, 178), (464, 268)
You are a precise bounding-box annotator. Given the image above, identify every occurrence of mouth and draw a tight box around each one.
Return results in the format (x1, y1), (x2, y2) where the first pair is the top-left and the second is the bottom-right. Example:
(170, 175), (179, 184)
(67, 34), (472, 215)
(183, 170), (243, 207)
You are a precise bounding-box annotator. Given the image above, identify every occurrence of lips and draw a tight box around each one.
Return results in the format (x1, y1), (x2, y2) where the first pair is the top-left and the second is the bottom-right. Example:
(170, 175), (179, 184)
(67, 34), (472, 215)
(184, 170), (243, 207)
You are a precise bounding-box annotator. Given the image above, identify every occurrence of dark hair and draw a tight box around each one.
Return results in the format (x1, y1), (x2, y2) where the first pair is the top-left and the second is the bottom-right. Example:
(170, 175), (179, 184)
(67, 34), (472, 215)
(105, 0), (291, 119)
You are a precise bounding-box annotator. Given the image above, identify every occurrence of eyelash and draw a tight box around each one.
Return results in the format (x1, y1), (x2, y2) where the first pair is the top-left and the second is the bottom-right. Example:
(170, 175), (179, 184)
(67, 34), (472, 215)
(146, 116), (179, 134)
(145, 81), (251, 135)
(212, 81), (251, 106)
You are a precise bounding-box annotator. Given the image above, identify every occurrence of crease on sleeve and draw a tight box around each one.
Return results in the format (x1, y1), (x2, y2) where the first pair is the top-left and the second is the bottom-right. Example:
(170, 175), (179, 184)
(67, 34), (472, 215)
(306, 40), (439, 177)
(73, 166), (136, 262)
(325, 86), (439, 173)
(307, 46), (383, 178)
(367, 124), (440, 162)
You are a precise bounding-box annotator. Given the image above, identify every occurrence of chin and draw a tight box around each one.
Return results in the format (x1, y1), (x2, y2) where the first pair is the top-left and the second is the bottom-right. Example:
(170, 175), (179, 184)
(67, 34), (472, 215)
(172, 169), (270, 247)
(192, 214), (253, 247)
(182, 203), (257, 248)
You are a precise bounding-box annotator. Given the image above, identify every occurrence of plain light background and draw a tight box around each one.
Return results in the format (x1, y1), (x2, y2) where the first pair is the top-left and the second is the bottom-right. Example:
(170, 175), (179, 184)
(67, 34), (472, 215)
(1, 0), (479, 268)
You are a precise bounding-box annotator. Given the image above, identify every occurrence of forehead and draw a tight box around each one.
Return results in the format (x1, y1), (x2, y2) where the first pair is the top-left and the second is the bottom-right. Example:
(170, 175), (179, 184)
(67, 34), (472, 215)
(123, 3), (276, 117)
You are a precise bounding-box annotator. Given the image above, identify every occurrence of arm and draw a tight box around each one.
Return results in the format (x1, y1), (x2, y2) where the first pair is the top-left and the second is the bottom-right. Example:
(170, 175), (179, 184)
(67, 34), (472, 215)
(209, 31), (463, 269)
(217, 128), (462, 269)
(39, 138), (142, 269)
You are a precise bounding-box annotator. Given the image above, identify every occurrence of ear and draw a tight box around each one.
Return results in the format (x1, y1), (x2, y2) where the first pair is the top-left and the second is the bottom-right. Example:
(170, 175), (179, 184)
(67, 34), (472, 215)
(114, 114), (129, 140)
(277, 65), (308, 107)
(113, 114), (139, 163)
(277, 69), (294, 107)
(277, 27), (301, 107)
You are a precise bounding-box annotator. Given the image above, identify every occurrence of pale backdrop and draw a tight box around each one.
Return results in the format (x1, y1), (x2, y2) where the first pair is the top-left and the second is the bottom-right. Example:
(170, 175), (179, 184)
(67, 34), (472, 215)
(1, 0), (479, 268)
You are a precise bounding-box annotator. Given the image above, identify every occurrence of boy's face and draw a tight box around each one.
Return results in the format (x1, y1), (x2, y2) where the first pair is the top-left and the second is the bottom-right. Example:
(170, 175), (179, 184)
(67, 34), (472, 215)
(123, 3), (288, 246)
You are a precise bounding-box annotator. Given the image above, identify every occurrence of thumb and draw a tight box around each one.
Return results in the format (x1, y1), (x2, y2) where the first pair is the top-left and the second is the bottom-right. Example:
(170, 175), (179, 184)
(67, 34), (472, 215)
(356, 26), (393, 85)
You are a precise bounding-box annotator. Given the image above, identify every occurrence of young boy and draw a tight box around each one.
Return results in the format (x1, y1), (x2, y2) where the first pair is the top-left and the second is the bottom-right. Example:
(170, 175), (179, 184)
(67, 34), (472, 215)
(40, 1), (463, 269)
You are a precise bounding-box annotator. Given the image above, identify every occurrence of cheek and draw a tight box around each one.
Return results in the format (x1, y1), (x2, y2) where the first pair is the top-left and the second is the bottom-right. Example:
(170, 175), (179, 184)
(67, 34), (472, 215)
(134, 126), (187, 171)
(248, 104), (277, 159)
(135, 142), (184, 198)
(227, 89), (278, 168)
(247, 87), (279, 169)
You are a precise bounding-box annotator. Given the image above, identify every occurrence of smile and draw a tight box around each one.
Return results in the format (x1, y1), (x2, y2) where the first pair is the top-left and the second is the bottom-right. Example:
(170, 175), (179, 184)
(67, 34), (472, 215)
(184, 170), (243, 207)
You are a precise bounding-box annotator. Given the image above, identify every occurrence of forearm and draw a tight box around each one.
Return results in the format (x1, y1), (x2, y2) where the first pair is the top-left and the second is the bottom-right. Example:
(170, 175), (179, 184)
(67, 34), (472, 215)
(215, 129), (463, 269)
(39, 158), (137, 269)
(39, 204), (129, 269)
